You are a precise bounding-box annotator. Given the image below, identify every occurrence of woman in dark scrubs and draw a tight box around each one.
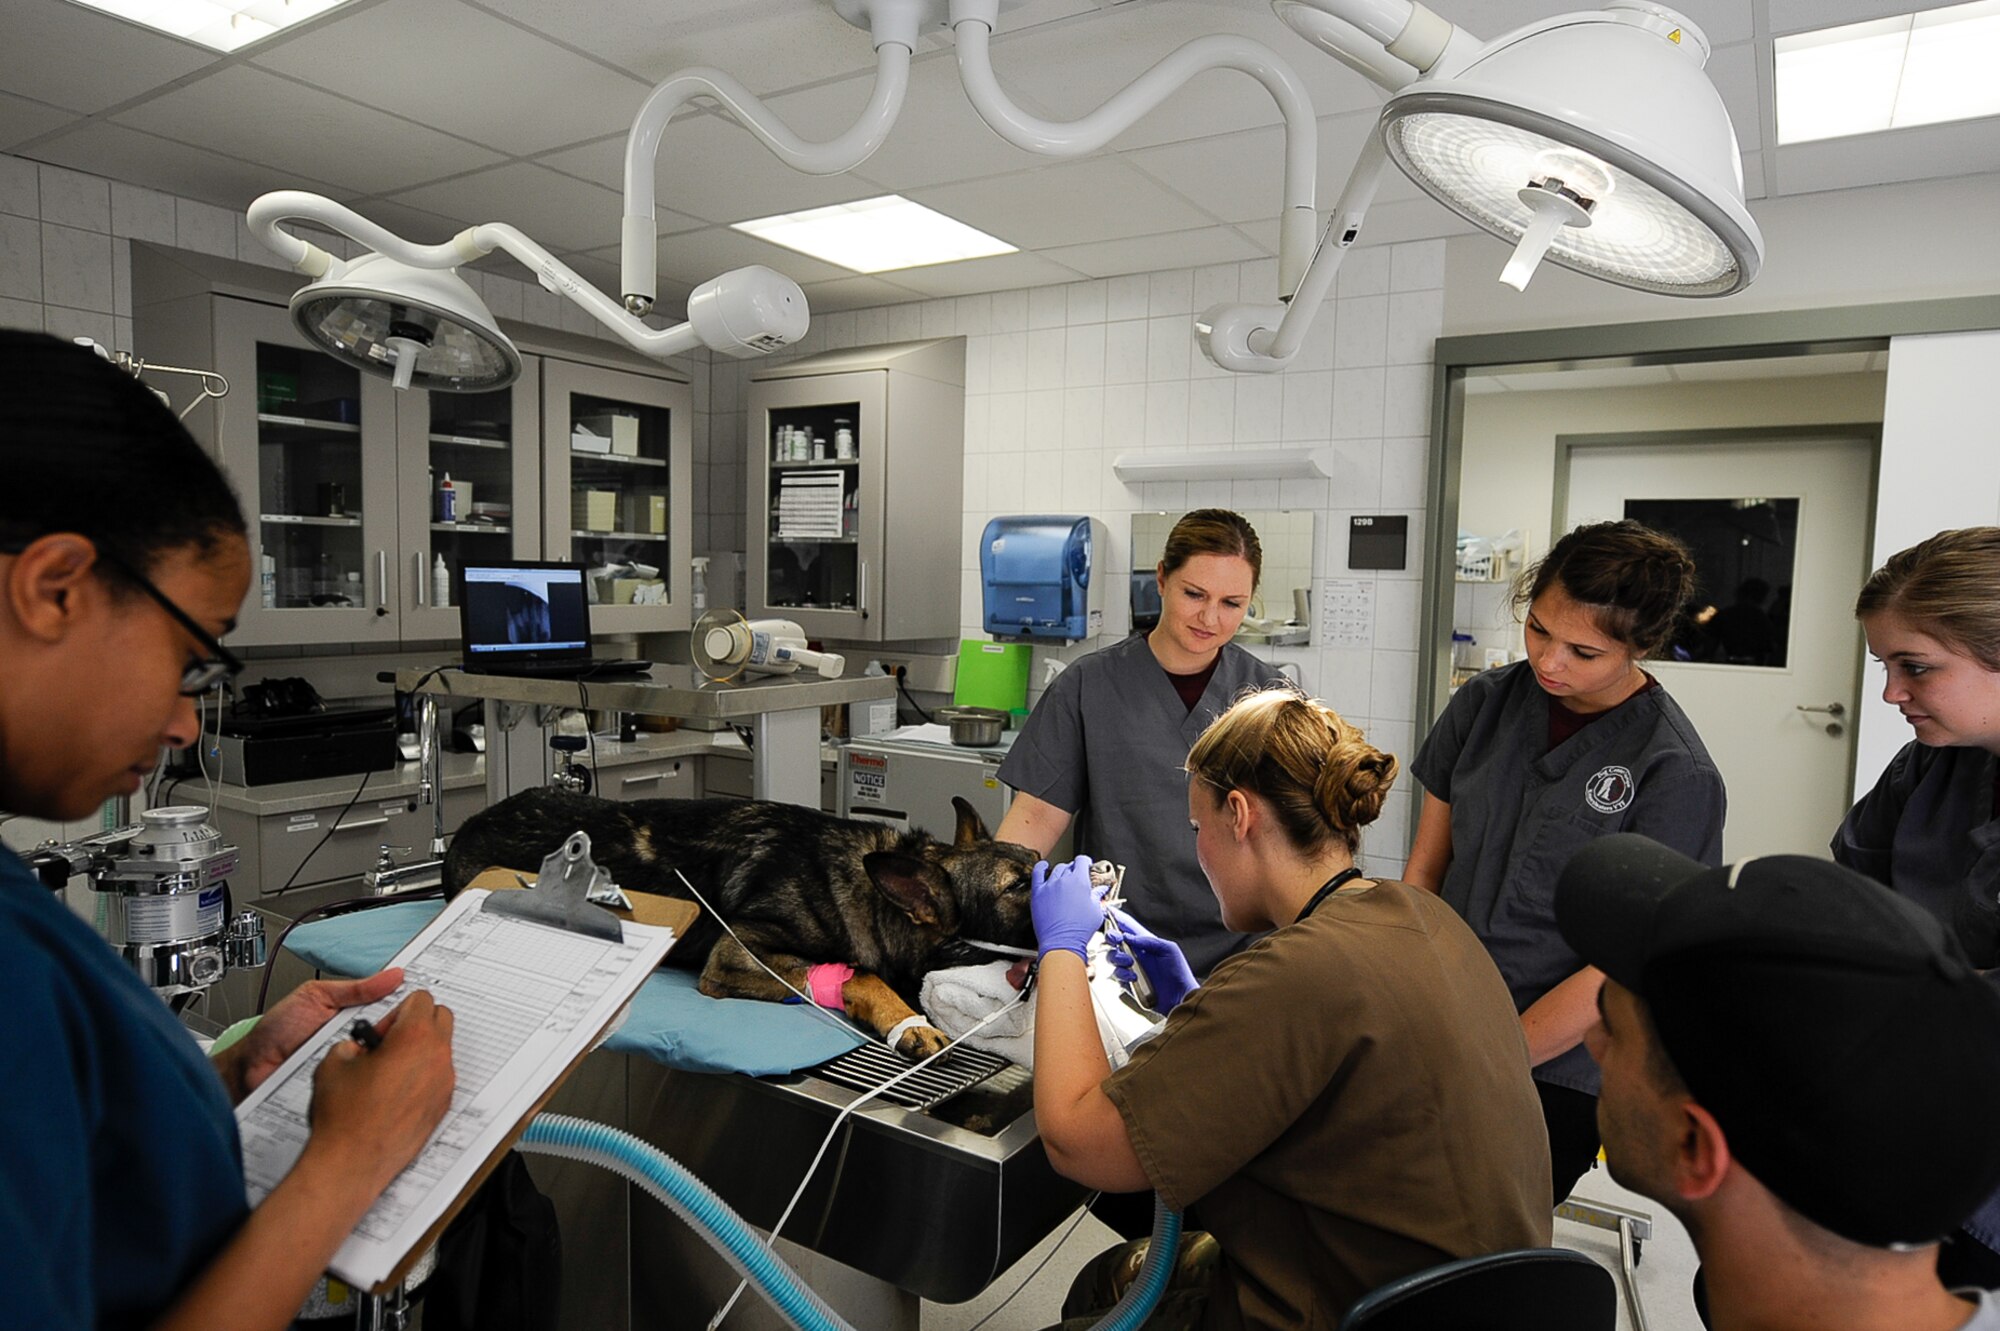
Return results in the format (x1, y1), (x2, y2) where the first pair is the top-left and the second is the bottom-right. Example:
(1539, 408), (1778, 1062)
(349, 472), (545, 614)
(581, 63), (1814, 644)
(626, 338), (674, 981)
(1404, 519), (1726, 1205)
(997, 509), (1288, 978)
(1835, 526), (2000, 1288)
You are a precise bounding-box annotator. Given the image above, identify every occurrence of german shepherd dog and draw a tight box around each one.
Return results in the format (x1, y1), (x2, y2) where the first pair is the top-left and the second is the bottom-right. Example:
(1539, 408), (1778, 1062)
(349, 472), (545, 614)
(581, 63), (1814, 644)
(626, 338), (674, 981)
(443, 789), (1039, 1058)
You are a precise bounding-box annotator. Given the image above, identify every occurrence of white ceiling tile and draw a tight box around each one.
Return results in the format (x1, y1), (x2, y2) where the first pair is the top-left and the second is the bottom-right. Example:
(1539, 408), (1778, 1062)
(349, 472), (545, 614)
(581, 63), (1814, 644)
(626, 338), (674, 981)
(337, 195), (481, 249)
(771, 58), (1048, 193)
(0, 92), (80, 154)
(1766, 0), (1924, 37)
(797, 273), (929, 312)
(1039, 225), (1263, 278)
(0, 0), (216, 115)
(644, 226), (858, 287)
(386, 163), (630, 254)
(111, 66), (504, 197)
(875, 249), (1088, 297)
(26, 120), (347, 213)
(1706, 41), (1762, 154)
(911, 156), (1217, 250)
(475, 0), (881, 89)
(250, 0), (651, 156)
(536, 115), (884, 226)
(1769, 117), (2000, 196)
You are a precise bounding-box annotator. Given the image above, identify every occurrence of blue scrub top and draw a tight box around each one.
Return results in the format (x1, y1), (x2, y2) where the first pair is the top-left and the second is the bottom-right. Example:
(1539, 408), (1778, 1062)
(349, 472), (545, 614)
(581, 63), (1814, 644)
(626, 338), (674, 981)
(0, 849), (247, 1329)
(999, 633), (1287, 975)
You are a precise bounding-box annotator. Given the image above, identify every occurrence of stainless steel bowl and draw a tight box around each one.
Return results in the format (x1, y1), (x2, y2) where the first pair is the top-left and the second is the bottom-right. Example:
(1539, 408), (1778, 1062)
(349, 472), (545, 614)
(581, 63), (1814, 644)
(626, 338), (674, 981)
(937, 706), (1007, 747)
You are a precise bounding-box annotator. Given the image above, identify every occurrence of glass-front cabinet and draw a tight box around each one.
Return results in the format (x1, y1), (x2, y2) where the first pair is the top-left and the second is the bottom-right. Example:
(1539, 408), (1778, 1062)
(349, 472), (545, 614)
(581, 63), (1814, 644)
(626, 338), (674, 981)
(210, 299), (402, 647)
(746, 340), (965, 642)
(396, 373), (541, 640)
(540, 358), (693, 635)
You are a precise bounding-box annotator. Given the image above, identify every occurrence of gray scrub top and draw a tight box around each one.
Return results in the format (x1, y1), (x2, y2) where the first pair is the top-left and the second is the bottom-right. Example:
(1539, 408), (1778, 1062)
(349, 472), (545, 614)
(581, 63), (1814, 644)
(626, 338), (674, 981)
(1411, 660), (1726, 1096)
(998, 634), (1287, 975)
(1833, 739), (2000, 1254)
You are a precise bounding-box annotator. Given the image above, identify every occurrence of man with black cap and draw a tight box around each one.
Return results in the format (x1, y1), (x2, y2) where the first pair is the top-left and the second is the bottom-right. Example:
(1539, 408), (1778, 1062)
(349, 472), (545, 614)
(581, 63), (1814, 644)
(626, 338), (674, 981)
(1555, 833), (2000, 1330)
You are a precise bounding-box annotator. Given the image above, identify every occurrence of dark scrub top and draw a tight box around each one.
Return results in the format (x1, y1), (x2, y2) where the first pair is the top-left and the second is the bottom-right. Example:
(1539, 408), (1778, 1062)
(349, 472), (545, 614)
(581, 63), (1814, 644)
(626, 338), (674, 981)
(1105, 879), (1552, 1329)
(0, 849), (248, 1328)
(1833, 739), (2000, 1252)
(1411, 659), (1726, 1095)
(999, 634), (1286, 975)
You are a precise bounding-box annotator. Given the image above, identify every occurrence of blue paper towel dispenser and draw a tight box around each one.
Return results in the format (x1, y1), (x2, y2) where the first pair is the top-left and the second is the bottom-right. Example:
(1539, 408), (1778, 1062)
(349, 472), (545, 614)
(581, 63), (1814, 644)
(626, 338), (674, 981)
(981, 515), (1106, 642)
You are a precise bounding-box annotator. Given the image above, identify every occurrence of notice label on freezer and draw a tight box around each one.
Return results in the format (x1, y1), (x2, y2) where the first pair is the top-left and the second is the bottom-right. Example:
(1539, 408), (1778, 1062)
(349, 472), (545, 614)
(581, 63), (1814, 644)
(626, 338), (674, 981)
(848, 750), (887, 806)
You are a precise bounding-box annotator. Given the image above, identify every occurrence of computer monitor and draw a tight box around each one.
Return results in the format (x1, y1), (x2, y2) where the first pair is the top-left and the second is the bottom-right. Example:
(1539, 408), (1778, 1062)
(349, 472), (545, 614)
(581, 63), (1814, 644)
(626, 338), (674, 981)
(459, 561), (593, 671)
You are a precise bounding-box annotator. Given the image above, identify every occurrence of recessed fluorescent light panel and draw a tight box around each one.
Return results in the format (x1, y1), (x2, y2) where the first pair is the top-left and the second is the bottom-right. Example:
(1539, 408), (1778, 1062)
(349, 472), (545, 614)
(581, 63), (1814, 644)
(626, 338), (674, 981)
(731, 196), (1016, 274)
(64, 0), (352, 52)
(1776, 0), (2000, 145)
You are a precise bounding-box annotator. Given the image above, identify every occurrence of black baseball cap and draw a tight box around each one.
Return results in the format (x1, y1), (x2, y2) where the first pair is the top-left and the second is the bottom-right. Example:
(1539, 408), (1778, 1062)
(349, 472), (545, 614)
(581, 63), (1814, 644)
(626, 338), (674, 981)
(1556, 833), (2000, 1249)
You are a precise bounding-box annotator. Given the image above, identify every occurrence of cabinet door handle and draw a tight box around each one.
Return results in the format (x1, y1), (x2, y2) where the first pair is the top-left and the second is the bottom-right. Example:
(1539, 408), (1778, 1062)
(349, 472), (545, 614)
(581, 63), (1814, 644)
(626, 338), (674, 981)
(859, 561), (868, 618)
(376, 551), (388, 612)
(334, 815), (390, 833)
(621, 772), (664, 787)
(415, 550), (427, 607)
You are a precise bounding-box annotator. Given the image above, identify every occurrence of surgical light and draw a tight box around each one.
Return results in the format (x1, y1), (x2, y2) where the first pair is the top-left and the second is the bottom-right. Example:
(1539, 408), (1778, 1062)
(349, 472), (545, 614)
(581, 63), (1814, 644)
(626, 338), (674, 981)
(248, 193), (808, 393)
(1201, 0), (1764, 372)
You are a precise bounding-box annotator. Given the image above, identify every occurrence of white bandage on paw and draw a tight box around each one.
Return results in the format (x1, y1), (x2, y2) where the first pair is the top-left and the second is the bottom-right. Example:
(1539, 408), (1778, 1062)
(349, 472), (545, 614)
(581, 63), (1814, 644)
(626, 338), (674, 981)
(885, 1014), (931, 1051)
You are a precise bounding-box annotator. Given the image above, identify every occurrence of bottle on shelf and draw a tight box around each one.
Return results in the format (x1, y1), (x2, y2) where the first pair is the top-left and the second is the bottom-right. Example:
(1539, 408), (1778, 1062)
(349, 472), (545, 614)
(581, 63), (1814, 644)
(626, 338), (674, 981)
(314, 552), (335, 602)
(433, 554), (451, 609)
(691, 556), (709, 613)
(437, 472), (457, 523)
(259, 554), (276, 609)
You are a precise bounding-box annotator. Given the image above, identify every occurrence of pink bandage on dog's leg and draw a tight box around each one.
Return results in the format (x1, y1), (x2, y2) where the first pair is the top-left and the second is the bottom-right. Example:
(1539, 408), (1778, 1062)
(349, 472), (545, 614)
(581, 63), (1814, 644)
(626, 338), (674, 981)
(807, 963), (856, 1011)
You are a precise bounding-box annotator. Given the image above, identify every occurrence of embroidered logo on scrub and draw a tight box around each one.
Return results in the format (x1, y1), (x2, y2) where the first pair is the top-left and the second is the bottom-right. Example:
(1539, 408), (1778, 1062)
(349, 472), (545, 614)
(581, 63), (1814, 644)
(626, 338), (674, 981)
(1584, 765), (1636, 814)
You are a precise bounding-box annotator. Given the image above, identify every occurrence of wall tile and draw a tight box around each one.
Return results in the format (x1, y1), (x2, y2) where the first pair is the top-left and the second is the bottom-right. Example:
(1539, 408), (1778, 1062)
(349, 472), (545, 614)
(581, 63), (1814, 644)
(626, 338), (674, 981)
(1390, 239), (1447, 292)
(921, 298), (955, 338)
(886, 301), (922, 340)
(1280, 370), (1332, 442)
(964, 334), (991, 394)
(1331, 366), (1385, 440)
(1065, 279), (1107, 325)
(1103, 318), (1146, 385)
(1025, 388), (1064, 451)
(1372, 648), (1418, 721)
(1063, 386), (1103, 450)
(988, 391), (1026, 453)
(41, 224), (113, 314)
(1317, 645), (1374, 718)
(956, 293), (992, 335)
(1146, 315), (1189, 382)
(0, 156), (38, 219)
(1106, 274), (1148, 321)
(112, 182), (176, 245)
(1061, 447), (1103, 509)
(43, 306), (114, 349)
(989, 289), (1027, 332)
(1386, 289), (1444, 367)
(989, 330), (1027, 392)
(1320, 437), (1383, 509)
(175, 199), (236, 258)
(1374, 577), (1422, 651)
(1063, 323), (1104, 387)
(1383, 364), (1432, 438)
(1381, 436), (1429, 509)
(1148, 269), (1191, 317)
(1187, 377), (1235, 447)
(39, 164), (109, 233)
(1028, 284), (1066, 329)
(1191, 263), (1239, 311)
(1336, 245), (1391, 298)
(1144, 380), (1190, 449)
(853, 305), (888, 343)
(1333, 293), (1388, 368)
(1233, 375), (1282, 443)
(0, 213), (40, 301)
(0, 296), (43, 329)
(1027, 326), (1064, 384)
(1102, 383), (1147, 454)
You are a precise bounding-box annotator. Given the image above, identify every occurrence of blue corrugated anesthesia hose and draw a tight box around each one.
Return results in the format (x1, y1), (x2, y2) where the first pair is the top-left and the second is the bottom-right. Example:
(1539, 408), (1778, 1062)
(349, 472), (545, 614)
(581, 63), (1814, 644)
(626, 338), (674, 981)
(518, 1113), (1182, 1331)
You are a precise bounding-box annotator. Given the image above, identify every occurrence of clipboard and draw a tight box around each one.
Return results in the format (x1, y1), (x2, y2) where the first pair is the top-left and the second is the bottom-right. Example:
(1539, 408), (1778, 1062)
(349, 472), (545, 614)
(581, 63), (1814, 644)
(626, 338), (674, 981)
(234, 850), (697, 1294)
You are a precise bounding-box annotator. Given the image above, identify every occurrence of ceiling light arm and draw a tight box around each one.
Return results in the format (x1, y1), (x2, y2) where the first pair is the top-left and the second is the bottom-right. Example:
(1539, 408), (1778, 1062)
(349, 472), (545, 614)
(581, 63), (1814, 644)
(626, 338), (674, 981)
(248, 192), (808, 374)
(947, 0), (1318, 294)
(1196, 126), (1391, 373)
(620, 0), (926, 314)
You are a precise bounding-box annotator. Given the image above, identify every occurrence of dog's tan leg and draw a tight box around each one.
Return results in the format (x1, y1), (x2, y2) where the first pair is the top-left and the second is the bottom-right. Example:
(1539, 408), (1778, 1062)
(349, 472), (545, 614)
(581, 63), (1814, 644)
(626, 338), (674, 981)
(841, 972), (949, 1060)
(699, 937), (950, 1060)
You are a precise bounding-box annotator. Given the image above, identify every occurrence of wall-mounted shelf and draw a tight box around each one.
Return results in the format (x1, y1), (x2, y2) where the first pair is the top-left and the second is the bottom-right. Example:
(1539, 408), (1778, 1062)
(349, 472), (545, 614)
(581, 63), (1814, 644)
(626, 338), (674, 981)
(1111, 447), (1339, 483)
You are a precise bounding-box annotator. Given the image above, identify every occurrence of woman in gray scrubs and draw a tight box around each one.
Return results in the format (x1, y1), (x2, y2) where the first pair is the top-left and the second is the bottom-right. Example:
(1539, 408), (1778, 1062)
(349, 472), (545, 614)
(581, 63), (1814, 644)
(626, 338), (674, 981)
(1405, 519), (1726, 1206)
(997, 509), (1288, 978)
(1835, 526), (2000, 1290)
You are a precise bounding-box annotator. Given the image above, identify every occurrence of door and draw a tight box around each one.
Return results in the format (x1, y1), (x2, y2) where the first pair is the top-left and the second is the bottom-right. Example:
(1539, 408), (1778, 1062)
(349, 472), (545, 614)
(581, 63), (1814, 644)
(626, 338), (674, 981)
(1564, 435), (1875, 859)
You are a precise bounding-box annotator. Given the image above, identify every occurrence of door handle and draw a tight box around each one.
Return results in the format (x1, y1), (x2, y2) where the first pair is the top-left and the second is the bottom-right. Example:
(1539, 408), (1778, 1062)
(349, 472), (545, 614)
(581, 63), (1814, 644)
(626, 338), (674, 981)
(376, 550), (388, 614)
(415, 550), (427, 607)
(621, 772), (664, 787)
(1795, 702), (1845, 716)
(859, 561), (868, 620)
(334, 816), (391, 833)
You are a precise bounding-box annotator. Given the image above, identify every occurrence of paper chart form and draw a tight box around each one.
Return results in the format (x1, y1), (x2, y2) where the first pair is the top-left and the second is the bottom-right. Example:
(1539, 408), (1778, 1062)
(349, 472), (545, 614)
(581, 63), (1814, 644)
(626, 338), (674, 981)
(235, 889), (675, 1288)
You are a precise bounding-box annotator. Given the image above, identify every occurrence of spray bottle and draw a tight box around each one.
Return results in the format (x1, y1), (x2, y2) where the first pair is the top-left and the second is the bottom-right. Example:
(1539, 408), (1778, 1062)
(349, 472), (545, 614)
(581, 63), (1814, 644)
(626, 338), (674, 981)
(690, 556), (710, 614)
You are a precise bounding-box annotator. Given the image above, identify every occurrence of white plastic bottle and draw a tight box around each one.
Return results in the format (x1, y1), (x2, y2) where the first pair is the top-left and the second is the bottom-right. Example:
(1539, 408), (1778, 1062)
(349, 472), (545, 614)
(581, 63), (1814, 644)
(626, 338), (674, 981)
(259, 554), (276, 609)
(436, 472), (457, 523)
(432, 554), (451, 608)
(690, 556), (709, 613)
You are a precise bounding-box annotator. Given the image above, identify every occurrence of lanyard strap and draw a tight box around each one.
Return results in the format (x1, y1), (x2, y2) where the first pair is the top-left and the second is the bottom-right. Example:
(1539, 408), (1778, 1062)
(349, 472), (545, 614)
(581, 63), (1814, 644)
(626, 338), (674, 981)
(1295, 866), (1365, 924)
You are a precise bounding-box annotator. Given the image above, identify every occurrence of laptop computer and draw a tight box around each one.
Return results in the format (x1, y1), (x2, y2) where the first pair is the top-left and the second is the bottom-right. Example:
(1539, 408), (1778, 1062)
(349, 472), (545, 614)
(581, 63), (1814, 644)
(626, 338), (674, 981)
(457, 560), (652, 678)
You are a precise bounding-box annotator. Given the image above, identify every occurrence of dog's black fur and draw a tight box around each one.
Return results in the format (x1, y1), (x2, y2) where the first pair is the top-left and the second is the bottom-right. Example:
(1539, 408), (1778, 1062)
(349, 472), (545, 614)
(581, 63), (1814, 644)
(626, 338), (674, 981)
(443, 790), (1038, 1056)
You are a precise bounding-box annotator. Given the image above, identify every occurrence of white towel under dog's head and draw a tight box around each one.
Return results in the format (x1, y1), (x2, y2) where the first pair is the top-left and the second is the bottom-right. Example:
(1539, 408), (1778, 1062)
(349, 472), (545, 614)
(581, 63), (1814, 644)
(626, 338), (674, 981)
(920, 940), (1165, 1072)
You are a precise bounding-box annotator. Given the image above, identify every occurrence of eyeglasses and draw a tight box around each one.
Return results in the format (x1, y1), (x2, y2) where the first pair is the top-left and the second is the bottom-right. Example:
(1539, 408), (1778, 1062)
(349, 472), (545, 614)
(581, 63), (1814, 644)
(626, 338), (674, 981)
(1, 538), (244, 696)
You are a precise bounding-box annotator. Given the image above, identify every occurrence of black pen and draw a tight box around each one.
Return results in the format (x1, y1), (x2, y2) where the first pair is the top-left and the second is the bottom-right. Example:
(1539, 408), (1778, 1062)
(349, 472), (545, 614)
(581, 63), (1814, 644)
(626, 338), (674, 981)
(348, 1017), (383, 1052)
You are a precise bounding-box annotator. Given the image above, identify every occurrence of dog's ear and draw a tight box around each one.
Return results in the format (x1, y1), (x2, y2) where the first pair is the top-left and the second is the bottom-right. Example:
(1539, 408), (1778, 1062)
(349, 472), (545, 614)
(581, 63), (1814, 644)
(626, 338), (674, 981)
(862, 850), (952, 927)
(951, 796), (991, 847)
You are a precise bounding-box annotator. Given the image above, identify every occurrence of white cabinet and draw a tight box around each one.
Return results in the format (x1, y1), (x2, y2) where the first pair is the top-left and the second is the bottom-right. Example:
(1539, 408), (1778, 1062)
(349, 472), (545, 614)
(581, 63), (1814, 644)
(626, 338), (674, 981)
(134, 247), (692, 645)
(746, 339), (964, 642)
(541, 358), (694, 635)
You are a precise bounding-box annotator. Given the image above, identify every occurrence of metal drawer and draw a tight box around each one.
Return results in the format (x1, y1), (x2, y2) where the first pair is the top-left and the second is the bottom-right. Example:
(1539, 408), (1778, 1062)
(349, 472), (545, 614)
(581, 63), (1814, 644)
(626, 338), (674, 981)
(256, 797), (429, 895)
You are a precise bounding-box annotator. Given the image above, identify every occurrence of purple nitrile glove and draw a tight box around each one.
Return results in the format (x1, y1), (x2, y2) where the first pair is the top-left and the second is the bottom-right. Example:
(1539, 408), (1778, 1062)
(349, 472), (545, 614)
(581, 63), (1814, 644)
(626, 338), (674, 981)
(1107, 907), (1198, 1012)
(1030, 854), (1105, 962)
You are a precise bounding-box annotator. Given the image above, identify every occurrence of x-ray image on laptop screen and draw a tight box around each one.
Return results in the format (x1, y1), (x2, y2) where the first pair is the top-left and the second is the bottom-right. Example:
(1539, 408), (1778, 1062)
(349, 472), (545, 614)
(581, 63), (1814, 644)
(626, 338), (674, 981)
(461, 564), (591, 662)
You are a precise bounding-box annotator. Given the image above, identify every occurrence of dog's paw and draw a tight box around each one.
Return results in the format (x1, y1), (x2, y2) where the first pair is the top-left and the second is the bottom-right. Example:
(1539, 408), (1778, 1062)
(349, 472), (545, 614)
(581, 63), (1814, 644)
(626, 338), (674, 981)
(895, 1022), (950, 1060)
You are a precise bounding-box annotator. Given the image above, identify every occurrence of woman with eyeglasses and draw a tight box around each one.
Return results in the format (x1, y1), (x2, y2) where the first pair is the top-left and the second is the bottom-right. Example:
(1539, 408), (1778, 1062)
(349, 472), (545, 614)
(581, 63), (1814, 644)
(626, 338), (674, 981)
(0, 330), (457, 1330)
